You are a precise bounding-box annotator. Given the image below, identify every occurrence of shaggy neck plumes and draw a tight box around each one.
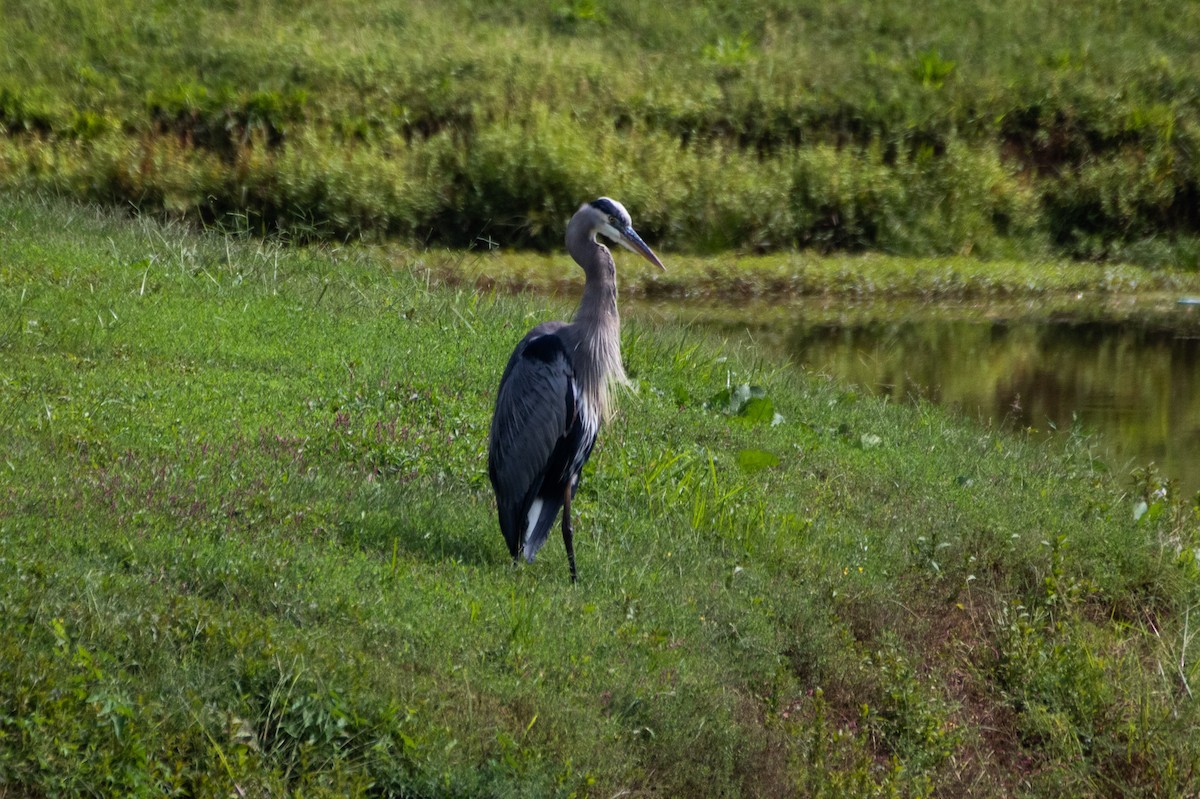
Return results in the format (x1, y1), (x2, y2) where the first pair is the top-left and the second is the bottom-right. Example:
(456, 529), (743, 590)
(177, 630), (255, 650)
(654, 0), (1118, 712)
(564, 212), (628, 421)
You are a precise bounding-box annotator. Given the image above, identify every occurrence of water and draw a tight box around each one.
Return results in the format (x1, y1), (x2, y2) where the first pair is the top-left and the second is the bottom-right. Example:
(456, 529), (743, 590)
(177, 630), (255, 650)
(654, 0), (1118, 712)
(656, 295), (1200, 496)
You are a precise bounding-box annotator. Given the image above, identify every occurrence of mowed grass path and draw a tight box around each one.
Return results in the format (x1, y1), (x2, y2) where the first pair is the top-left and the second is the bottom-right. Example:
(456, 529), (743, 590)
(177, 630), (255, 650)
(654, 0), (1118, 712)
(1, 196), (1198, 796)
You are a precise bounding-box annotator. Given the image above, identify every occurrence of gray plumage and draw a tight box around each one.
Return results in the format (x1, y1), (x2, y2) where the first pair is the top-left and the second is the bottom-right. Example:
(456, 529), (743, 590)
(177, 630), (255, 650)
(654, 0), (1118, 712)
(488, 198), (665, 581)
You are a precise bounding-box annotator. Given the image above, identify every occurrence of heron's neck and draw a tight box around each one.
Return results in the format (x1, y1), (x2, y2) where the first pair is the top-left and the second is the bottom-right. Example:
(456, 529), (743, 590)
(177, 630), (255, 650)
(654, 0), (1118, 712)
(566, 229), (626, 419)
(575, 253), (619, 332)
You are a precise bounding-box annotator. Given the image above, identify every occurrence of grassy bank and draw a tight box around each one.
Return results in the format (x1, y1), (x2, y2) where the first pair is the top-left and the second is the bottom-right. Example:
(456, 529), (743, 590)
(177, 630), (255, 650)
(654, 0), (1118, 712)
(3, 0), (1200, 263)
(420, 247), (1200, 301)
(2, 195), (1198, 796)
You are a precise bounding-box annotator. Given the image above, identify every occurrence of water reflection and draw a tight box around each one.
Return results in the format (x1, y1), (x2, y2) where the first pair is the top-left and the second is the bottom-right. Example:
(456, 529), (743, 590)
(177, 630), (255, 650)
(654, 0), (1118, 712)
(652, 296), (1200, 496)
(788, 314), (1200, 494)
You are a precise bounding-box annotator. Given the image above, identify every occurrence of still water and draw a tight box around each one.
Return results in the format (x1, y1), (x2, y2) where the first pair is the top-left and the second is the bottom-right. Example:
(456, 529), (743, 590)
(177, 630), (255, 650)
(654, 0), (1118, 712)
(673, 295), (1200, 496)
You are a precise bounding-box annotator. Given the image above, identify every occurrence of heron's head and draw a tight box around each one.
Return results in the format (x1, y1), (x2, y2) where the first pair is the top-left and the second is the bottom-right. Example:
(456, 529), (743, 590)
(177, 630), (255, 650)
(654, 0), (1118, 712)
(582, 197), (665, 271)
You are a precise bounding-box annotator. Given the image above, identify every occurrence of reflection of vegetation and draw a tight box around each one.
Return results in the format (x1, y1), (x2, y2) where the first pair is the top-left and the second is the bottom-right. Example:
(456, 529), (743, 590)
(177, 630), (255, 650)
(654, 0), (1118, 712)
(788, 316), (1200, 493)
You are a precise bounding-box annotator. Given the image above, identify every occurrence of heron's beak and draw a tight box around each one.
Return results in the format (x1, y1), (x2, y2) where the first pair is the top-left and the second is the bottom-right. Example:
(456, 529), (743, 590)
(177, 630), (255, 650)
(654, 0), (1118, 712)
(618, 226), (666, 271)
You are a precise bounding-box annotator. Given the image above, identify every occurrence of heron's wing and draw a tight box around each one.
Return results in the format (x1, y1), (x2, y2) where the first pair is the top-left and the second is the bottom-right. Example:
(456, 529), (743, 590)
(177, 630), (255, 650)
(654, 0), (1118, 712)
(488, 327), (577, 559)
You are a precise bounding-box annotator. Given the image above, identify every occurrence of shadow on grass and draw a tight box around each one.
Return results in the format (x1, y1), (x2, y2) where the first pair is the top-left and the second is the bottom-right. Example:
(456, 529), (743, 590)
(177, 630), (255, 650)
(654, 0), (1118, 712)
(336, 490), (506, 569)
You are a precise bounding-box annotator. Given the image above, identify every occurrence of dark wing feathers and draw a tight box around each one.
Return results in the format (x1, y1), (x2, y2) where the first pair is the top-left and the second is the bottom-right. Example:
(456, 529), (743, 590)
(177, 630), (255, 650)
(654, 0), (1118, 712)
(488, 326), (588, 561)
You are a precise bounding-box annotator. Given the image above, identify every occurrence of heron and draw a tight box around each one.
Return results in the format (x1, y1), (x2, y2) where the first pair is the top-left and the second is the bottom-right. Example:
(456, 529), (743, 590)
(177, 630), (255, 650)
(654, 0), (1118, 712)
(487, 197), (665, 582)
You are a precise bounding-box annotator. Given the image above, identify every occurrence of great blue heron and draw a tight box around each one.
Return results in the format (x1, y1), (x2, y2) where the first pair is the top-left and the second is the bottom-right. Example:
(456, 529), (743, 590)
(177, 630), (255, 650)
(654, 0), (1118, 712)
(488, 198), (665, 582)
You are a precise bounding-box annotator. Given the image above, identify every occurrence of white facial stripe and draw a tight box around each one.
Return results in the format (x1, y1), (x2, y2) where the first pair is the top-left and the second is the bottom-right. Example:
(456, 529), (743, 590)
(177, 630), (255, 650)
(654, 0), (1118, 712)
(597, 221), (624, 243)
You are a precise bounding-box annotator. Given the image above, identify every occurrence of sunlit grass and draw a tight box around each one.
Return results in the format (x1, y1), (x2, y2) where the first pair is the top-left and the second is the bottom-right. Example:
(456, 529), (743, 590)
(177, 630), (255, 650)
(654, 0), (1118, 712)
(3, 0), (1200, 262)
(425, 247), (1200, 301)
(2, 195), (1198, 796)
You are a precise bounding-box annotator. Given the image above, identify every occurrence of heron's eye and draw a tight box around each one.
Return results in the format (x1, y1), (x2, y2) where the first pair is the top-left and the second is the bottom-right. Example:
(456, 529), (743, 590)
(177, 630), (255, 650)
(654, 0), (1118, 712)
(608, 215), (618, 227)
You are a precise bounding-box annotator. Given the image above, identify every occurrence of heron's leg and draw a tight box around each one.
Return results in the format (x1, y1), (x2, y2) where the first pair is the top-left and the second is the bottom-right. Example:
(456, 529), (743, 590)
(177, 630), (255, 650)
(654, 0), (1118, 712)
(562, 485), (578, 583)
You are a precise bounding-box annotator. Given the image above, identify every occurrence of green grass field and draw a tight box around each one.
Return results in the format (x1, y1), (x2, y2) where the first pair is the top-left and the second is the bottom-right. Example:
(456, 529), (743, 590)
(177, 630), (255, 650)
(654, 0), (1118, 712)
(4, 1), (1200, 793)
(3, 0), (1200, 263)
(2, 195), (1198, 796)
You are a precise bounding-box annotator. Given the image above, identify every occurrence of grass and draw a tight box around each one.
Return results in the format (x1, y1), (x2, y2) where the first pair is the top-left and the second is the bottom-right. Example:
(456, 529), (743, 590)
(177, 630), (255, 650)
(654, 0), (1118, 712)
(424, 247), (1200, 302)
(2, 0), (1200, 263)
(2, 194), (1199, 797)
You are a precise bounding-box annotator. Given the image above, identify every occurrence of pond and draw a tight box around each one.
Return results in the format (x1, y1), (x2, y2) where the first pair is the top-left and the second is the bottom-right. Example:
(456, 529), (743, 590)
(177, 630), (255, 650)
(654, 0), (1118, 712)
(651, 294), (1200, 497)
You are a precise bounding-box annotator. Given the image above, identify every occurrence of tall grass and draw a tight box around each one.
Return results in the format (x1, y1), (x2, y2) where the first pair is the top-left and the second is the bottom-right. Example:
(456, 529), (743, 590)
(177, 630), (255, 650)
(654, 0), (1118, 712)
(2, 0), (1200, 264)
